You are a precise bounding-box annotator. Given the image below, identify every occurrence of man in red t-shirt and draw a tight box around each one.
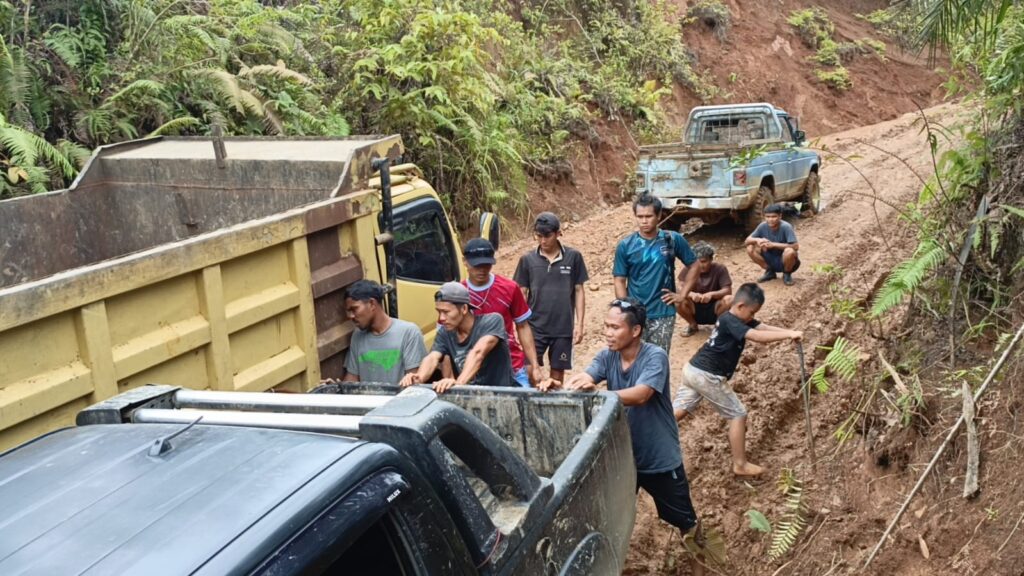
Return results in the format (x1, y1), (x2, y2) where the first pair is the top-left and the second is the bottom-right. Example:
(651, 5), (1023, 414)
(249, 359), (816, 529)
(675, 242), (733, 336)
(462, 238), (542, 387)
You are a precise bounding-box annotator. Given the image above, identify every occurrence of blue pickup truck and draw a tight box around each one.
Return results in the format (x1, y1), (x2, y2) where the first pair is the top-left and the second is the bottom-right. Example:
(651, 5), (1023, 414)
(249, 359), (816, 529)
(636, 103), (821, 231)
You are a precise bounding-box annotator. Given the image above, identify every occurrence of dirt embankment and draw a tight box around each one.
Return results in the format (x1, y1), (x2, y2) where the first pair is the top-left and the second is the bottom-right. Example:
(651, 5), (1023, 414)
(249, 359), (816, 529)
(494, 102), (1024, 575)
(514, 0), (948, 236)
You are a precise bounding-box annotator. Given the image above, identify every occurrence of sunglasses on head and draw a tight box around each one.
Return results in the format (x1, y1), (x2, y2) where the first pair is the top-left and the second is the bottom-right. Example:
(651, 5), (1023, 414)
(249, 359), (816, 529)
(610, 299), (634, 309)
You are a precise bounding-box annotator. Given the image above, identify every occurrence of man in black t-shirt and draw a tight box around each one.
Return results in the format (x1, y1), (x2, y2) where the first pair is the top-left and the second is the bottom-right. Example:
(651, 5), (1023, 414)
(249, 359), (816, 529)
(400, 282), (515, 391)
(673, 283), (802, 477)
(514, 212), (589, 384)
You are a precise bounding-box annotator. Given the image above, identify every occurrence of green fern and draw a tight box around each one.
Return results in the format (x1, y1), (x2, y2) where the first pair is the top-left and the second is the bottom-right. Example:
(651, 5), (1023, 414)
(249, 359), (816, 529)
(870, 240), (947, 316)
(768, 469), (806, 562)
(810, 336), (860, 393)
(148, 116), (202, 137)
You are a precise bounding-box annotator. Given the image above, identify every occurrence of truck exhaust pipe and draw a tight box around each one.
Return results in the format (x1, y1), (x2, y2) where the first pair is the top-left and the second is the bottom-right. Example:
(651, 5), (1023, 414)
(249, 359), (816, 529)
(372, 157), (399, 318)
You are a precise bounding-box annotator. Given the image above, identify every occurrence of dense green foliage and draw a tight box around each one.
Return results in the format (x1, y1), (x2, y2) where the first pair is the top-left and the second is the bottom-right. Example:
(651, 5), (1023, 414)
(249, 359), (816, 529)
(787, 7), (885, 92)
(871, 1), (1024, 331)
(0, 0), (712, 222)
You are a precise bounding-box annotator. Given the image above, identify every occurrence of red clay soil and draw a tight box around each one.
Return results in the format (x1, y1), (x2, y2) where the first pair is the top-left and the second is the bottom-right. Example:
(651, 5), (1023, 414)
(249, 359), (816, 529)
(512, 0), (949, 237)
(495, 103), (1024, 575)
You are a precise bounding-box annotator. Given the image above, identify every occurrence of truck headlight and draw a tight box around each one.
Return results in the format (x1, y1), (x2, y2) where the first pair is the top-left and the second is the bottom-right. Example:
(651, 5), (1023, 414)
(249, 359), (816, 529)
(733, 170), (747, 186)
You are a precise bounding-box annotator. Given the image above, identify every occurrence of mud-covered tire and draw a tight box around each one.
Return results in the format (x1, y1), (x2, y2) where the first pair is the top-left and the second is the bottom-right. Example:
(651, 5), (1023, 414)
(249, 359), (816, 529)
(801, 172), (821, 215)
(742, 186), (774, 232)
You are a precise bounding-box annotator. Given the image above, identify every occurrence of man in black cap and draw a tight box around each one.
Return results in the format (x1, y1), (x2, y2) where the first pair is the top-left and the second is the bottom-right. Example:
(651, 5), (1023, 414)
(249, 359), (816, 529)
(514, 212), (589, 384)
(400, 281), (515, 391)
(461, 237), (542, 387)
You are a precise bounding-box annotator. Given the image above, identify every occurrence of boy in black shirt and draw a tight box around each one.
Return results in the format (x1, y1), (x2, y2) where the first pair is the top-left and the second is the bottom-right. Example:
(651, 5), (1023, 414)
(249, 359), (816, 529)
(673, 283), (802, 476)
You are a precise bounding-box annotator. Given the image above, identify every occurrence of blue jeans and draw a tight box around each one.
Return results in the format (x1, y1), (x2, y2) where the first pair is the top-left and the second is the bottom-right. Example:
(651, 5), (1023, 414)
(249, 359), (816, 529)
(513, 366), (530, 388)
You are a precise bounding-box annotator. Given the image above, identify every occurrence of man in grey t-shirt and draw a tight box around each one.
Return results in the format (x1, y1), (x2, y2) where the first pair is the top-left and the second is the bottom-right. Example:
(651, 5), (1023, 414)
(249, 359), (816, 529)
(548, 298), (704, 575)
(401, 282), (515, 391)
(341, 280), (426, 384)
(744, 203), (801, 286)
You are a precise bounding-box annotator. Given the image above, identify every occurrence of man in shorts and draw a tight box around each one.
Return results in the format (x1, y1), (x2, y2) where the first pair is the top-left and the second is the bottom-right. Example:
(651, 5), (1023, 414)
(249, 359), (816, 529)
(462, 238), (543, 387)
(400, 282), (515, 391)
(549, 299), (704, 575)
(675, 241), (732, 337)
(514, 211), (588, 384)
(745, 203), (801, 286)
(613, 193), (697, 354)
(340, 280), (427, 384)
(673, 283), (802, 476)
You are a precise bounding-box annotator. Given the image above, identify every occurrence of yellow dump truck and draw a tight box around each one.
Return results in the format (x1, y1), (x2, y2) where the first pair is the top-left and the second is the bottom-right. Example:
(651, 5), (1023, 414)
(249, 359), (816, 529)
(0, 135), (494, 450)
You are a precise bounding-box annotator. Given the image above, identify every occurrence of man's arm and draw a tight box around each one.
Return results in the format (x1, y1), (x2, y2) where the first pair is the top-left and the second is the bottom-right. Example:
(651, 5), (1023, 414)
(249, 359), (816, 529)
(515, 320), (542, 386)
(573, 284), (586, 344)
(616, 384), (656, 406)
(564, 371), (597, 391)
(433, 335), (500, 393)
(745, 327), (802, 344)
(401, 350), (444, 387)
(613, 276), (628, 299)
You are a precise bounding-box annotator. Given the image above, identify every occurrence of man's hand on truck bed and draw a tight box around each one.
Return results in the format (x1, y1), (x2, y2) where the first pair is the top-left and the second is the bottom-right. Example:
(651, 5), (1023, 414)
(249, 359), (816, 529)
(537, 378), (562, 392)
(433, 378), (459, 394)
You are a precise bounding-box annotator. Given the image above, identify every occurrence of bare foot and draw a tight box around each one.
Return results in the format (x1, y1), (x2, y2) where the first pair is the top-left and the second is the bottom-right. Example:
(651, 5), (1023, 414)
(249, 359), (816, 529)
(733, 462), (764, 476)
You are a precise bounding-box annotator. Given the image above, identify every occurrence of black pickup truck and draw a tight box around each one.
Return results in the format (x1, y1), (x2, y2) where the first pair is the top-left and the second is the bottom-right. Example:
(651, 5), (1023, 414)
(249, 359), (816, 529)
(0, 384), (636, 575)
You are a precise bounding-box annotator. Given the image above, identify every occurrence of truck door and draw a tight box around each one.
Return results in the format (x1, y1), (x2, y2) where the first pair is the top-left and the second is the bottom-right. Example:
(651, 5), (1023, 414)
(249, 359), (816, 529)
(777, 113), (800, 199)
(386, 197), (462, 345)
(251, 469), (474, 576)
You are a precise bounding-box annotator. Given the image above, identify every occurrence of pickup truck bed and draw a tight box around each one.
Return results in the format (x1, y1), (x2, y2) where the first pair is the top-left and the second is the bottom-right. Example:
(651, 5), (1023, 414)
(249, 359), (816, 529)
(0, 384), (636, 575)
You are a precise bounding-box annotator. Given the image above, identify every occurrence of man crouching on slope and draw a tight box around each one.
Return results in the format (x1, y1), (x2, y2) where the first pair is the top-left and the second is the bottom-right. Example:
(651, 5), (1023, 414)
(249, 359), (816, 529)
(541, 299), (705, 575)
(673, 282), (802, 477)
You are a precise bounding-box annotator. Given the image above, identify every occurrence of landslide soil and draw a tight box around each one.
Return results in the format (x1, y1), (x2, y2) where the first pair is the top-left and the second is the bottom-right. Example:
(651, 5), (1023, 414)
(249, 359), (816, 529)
(515, 0), (948, 236)
(494, 103), (1024, 575)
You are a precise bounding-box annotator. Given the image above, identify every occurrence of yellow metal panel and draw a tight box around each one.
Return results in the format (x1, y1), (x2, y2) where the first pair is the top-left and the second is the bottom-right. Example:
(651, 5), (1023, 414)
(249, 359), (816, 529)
(198, 267), (233, 391)
(118, 348), (210, 392)
(286, 237), (320, 390)
(0, 312), (81, 384)
(111, 316), (211, 380)
(228, 312), (299, 380)
(233, 346), (307, 392)
(220, 244), (291, 304)
(105, 275), (200, 347)
(224, 284), (300, 334)
(74, 302), (118, 402)
(0, 362), (93, 429)
(0, 397), (91, 451)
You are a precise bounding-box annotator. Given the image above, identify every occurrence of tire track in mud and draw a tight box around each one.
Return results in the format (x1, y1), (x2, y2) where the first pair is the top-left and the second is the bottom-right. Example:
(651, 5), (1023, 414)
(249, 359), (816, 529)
(493, 103), (965, 575)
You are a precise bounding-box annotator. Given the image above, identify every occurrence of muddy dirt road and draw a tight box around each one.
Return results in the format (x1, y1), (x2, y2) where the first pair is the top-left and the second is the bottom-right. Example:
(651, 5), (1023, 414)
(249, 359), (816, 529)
(494, 102), (966, 575)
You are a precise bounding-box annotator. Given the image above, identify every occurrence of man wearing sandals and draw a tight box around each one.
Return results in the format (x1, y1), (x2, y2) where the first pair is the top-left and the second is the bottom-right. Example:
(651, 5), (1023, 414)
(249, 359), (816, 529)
(673, 283), (802, 477)
(543, 298), (705, 575)
(675, 241), (733, 337)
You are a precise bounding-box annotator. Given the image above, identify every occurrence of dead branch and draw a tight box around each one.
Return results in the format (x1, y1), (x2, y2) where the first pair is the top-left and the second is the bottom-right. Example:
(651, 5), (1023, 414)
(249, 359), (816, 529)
(962, 381), (979, 499)
(997, 511), (1024, 556)
(864, 322), (1024, 569)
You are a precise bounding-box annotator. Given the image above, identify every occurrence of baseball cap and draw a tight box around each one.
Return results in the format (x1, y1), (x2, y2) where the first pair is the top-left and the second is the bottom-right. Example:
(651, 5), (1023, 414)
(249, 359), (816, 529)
(534, 212), (561, 235)
(435, 281), (472, 306)
(463, 238), (496, 267)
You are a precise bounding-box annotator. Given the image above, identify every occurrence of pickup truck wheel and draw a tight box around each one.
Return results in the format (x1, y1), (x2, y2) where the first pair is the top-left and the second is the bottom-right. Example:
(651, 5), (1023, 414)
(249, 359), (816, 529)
(801, 172), (821, 215)
(743, 186), (774, 231)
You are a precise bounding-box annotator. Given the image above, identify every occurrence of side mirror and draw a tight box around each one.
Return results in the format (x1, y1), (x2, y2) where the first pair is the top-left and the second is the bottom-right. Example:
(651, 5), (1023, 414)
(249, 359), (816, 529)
(794, 130), (806, 144)
(479, 212), (500, 251)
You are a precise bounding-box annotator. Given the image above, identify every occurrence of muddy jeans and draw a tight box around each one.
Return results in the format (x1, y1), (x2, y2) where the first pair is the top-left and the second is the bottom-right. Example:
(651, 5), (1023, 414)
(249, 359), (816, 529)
(643, 315), (676, 354)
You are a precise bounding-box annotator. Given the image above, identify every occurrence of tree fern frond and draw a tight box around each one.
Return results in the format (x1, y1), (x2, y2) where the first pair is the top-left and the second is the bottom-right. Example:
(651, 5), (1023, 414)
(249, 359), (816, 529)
(768, 469), (806, 561)
(809, 337), (860, 394)
(870, 240), (947, 316)
(240, 64), (314, 85)
(0, 125), (38, 166)
(148, 116), (202, 136)
(104, 80), (166, 105)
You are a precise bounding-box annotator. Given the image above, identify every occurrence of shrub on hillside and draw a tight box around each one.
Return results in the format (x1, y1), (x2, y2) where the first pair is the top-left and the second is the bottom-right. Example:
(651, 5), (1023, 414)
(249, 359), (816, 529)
(685, 0), (731, 42)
